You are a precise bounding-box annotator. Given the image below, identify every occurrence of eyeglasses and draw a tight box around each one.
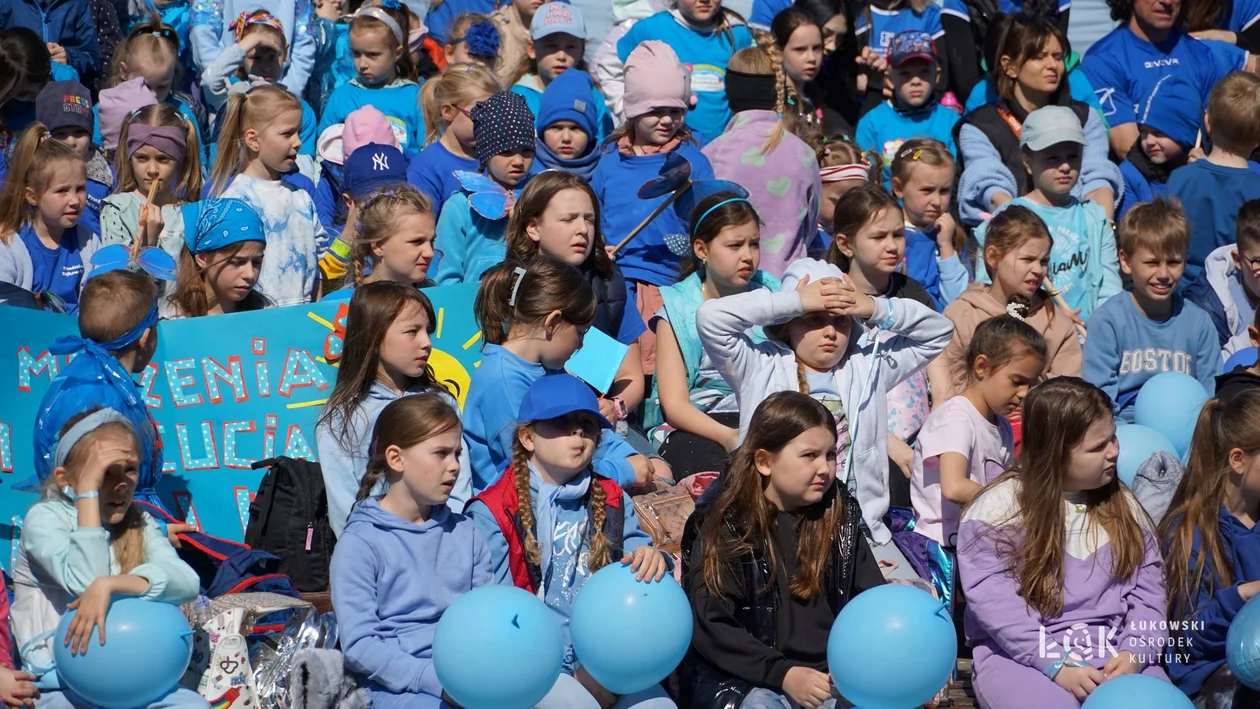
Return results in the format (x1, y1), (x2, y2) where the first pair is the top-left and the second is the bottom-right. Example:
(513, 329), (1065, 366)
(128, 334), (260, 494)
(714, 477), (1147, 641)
(1240, 253), (1260, 272)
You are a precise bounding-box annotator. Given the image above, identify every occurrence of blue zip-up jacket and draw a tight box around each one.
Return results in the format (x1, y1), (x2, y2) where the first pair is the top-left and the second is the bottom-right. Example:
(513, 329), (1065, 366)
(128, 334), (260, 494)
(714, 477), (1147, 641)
(330, 499), (491, 704)
(463, 344), (638, 491)
(0, 0), (101, 81)
(1163, 508), (1260, 696)
(1184, 244), (1258, 359)
(904, 223), (967, 309)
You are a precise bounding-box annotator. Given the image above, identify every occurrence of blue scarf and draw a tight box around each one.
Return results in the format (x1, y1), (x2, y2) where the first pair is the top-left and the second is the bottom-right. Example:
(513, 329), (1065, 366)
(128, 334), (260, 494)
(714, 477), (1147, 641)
(534, 138), (601, 181)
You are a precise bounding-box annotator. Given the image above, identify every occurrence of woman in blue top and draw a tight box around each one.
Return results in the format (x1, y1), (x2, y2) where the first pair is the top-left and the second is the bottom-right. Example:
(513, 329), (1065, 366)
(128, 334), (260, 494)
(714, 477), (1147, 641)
(0, 124), (100, 313)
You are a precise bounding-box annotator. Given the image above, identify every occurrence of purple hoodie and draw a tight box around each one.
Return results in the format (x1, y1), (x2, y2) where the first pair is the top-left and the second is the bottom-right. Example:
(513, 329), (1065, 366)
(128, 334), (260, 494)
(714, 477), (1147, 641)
(702, 110), (821, 278)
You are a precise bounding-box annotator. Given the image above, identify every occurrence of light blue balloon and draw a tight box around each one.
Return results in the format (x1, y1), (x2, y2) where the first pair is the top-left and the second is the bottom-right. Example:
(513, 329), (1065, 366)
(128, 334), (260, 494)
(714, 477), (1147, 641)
(53, 598), (194, 709)
(1115, 424), (1177, 486)
(1082, 674), (1192, 708)
(570, 562), (692, 694)
(433, 585), (563, 709)
(1225, 347), (1259, 373)
(829, 584), (957, 708)
(1134, 372), (1210, 455)
(1227, 594), (1260, 689)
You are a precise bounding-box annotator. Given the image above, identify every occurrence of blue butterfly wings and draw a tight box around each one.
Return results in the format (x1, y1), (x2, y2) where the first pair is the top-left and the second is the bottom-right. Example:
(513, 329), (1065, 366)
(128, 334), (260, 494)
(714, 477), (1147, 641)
(91, 244), (178, 282)
(453, 170), (516, 221)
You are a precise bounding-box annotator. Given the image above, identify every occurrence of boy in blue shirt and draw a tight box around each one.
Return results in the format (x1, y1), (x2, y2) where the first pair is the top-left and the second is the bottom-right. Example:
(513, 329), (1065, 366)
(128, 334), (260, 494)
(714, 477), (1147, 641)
(1083, 198), (1220, 421)
(1186, 200), (1260, 359)
(855, 30), (959, 190)
(1168, 72), (1260, 278)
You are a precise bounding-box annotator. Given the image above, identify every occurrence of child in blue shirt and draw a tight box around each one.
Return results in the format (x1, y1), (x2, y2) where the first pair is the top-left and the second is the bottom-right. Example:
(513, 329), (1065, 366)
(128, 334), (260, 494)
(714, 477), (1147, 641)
(1117, 82), (1199, 220)
(596, 0), (754, 141)
(891, 137), (967, 309)
(36, 80), (113, 239)
(1083, 198), (1219, 421)
(318, 1), (425, 152)
(855, 30), (959, 190)
(509, 3), (613, 143)
(976, 105), (1121, 325)
(1168, 72), (1260, 278)
(408, 62), (499, 217)
(433, 90), (537, 284)
(533, 63), (602, 180)
(1186, 200), (1260, 359)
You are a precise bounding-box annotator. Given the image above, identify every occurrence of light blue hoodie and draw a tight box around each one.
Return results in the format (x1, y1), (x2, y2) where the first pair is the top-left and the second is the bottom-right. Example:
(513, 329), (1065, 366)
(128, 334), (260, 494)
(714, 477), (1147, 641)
(330, 499), (491, 706)
(467, 464), (654, 673)
(463, 344), (638, 491)
(315, 382), (472, 538)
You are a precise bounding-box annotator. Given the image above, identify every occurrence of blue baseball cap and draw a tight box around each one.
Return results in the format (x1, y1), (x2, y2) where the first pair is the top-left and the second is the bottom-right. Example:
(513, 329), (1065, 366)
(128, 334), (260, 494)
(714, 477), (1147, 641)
(531, 1), (585, 40)
(518, 373), (612, 428)
(344, 143), (409, 199)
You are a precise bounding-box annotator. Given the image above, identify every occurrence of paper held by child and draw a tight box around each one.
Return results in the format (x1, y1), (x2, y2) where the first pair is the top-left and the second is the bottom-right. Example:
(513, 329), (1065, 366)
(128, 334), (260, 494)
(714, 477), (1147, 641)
(564, 327), (629, 394)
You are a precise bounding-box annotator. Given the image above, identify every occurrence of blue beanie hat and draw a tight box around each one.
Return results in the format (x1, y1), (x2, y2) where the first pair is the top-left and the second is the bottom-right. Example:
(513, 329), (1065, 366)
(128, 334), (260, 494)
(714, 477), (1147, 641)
(1136, 76), (1201, 148)
(536, 68), (598, 140)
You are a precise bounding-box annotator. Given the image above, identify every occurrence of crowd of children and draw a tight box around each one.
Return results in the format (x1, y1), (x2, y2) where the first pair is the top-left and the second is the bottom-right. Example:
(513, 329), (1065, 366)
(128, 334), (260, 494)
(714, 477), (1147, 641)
(4, 0), (1260, 704)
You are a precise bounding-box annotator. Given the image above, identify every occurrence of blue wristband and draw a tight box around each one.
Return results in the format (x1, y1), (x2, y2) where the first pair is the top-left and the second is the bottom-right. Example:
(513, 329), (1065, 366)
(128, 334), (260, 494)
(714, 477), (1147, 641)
(73, 490), (99, 501)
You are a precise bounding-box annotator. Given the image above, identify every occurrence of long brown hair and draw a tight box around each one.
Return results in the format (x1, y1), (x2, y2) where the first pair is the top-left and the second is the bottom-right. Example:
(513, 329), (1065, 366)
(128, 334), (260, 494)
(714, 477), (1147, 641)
(504, 171), (611, 279)
(1161, 390), (1260, 622)
(317, 282), (441, 450)
(166, 242), (270, 318)
(680, 191), (761, 279)
(994, 17), (1070, 106)
(207, 86), (301, 196)
(825, 183), (900, 270)
(0, 124), (85, 242)
(349, 186), (436, 287)
(510, 421), (613, 571)
(355, 393), (463, 500)
(699, 392), (842, 600)
(114, 103), (202, 202)
(966, 378), (1149, 617)
(50, 411), (147, 572)
(474, 255), (596, 346)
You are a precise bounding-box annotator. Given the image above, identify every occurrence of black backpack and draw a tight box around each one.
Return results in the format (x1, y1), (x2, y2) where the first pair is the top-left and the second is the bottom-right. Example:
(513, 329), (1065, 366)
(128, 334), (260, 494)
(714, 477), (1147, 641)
(244, 457), (335, 593)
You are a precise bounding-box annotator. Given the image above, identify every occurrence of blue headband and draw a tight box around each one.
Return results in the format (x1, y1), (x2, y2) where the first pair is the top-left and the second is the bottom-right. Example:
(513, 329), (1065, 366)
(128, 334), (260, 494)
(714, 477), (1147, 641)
(692, 197), (751, 237)
(100, 299), (158, 352)
(53, 408), (133, 468)
(182, 198), (266, 254)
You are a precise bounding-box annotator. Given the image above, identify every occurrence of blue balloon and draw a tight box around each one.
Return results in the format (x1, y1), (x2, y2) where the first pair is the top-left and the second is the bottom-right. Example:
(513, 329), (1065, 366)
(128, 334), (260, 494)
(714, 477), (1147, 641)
(434, 585), (563, 709)
(1115, 424), (1177, 486)
(1225, 347), (1259, 373)
(53, 598), (194, 709)
(1134, 372), (1210, 455)
(829, 584), (956, 708)
(570, 562), (692, 695)
(1082, 674), (1193, 708)
(1227, 594), (1260, 689)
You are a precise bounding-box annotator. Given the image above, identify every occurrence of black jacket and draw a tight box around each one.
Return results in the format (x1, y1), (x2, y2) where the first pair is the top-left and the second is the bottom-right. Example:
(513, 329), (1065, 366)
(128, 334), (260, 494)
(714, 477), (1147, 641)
(679, 485), (885, 708)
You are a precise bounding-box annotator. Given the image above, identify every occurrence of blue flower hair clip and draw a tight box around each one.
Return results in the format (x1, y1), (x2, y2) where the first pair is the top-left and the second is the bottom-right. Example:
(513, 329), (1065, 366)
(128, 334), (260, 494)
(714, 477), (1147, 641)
(379, 0), (402, 10)
(464, 21), (500, 60)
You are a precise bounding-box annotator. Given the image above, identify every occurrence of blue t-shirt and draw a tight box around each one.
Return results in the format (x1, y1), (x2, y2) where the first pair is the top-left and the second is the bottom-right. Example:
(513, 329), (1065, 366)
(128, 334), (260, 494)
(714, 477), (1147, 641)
(1168, 160), (1260, 276)
(616, 12), (754, 147)
(407, 141), (478, 219)
(749, 0), (789, 29)
(1082, 293), (1219, 420)
(318, 79), (425, 152)
(18, 224), (86, 311)
(81, 174), (110, 237)
(854, 101), (959, 189)
(1228, 0), (1260, 31)
(998, 0), (1070, 13)
(1012, 197), (1116, 322)
(1081, 27), (1245, 129)
(855, 5), (945, 58)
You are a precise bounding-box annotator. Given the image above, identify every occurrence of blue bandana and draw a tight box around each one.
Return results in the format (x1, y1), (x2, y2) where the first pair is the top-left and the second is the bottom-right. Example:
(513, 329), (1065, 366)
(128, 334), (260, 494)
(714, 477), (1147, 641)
(182, 198), (266, 254)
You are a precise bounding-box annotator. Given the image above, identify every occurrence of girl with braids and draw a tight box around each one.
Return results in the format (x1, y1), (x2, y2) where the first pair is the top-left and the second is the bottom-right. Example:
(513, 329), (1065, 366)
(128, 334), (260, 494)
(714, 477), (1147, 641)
(316, 282), (468, 538)
(697, 254), (952, 572)
(468, 373), (675, 709)
(325, 185), (437, 300)
(930, 205), (1080, 403)
(770, 8), (828, 134)
(681, 392), (887, 708)
(1161, 389), (1260, 704)
(329, 394), (490, 709)
(464, 255), (665, 492)
(702, 42), (822, 278)
(958, 378), (1170, 707)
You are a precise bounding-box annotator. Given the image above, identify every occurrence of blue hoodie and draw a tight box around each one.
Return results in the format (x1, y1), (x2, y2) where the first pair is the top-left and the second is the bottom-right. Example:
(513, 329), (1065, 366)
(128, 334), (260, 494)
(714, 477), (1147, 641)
(467, 464), (654, 673)
(318, 79), (426, 153)
(855, 100), (959, 190)
(330, 499), (491, 705)
(1163, 507), (1260, 696)
(315, 382), (472, 537)
(591, 141), (714, 287)
(0, 0), (101, 81)
(407, 142), (478, 219)
(529, 68), (606, 180)
(463, 344), (637, 491)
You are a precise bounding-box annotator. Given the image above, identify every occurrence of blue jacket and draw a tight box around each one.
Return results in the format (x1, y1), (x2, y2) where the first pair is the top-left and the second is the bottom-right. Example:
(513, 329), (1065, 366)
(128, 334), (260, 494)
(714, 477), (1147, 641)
(463, 344), (637, 491)
(1184, 243), (1258, 359)
(318, 79), (425, 153)
(1163, 508), (1260, 696)
(904, 224), (968, 309)
(1117, 158), (1169, 221)
(330, 499), (491, 702)
(0, 0), (101, 81)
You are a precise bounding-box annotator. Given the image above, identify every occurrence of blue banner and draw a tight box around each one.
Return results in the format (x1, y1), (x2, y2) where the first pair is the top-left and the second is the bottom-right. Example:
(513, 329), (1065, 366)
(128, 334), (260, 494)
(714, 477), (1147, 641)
(1, 284), (483, 567)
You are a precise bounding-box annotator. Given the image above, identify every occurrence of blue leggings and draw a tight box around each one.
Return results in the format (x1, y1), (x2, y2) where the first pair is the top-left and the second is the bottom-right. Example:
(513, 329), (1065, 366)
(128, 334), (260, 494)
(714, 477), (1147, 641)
(37, 687), (209, 709)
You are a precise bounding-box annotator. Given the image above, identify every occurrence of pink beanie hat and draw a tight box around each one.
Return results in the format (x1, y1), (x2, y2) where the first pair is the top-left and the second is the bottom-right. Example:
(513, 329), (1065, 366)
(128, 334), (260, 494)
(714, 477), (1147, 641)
(623, 40), (693, 119)
(98, 77), (158, 150)
(343, 106), (400, 157)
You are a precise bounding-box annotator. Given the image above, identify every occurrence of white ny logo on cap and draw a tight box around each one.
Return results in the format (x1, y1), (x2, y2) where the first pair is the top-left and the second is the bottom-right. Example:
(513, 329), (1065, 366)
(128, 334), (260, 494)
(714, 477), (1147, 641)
(373, 152), (390, 171)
